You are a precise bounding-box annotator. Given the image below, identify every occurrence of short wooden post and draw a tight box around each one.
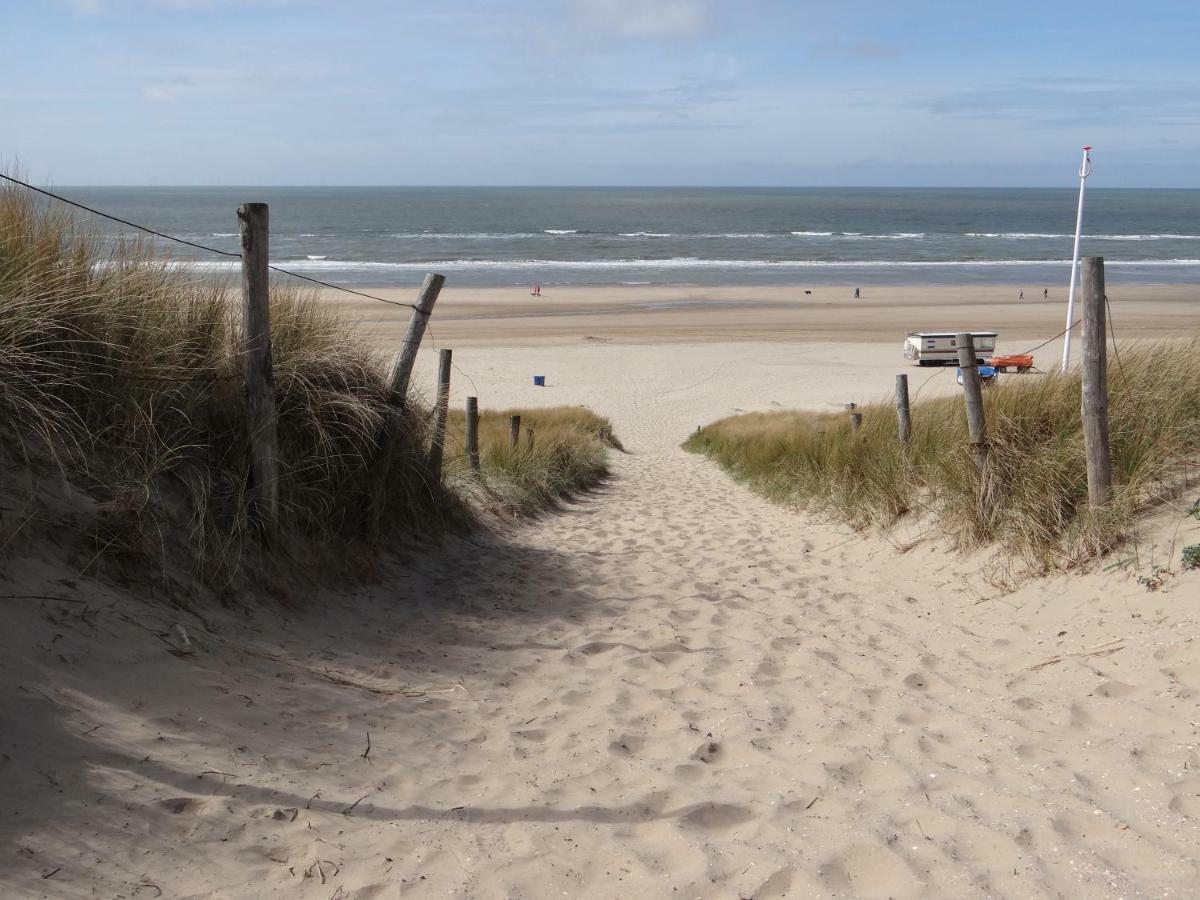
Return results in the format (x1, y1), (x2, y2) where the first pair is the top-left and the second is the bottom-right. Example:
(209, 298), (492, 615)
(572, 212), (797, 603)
(428, 348), (452, 477)
(526, 427), (535, 449)
(237, 202), (279, 534)
(1080, 257), (1112, 506)
(465, 396), (480, 472)
(386, 272), (445, 406)
(895, 374), (911, 446)
(956, 332), (987, 471)
(508, 415), (521, 448)
(845, 402), (862, 431)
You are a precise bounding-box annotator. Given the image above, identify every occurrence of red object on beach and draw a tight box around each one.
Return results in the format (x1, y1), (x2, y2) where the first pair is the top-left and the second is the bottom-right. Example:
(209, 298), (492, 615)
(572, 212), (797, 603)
(989, 353), (1034, 373)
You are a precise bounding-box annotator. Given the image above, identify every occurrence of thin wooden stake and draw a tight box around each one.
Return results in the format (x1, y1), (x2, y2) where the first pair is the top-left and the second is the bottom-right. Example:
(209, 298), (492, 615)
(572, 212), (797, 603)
(386, 273), (445, 406)
(428, 348), (452, 477)
(465, 396), (480, 472)
(956, 332), (987, 471)
(237, 202), (279, 534)
(1081, 256), (1112, 507)
(845, 402), (862, 431)
(895, 374), (911, 446)
(526, 427), (535, 449)
(509, 415), (521, 448)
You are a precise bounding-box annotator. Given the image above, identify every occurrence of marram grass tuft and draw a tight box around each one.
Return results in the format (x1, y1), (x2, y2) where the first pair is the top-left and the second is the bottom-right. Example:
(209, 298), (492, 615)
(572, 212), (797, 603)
(685, 342), (1200, 567)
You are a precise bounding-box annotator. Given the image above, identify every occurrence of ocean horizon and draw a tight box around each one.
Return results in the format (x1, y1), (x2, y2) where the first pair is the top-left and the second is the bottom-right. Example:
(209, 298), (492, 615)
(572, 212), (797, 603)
(53, 186), (1200, 288)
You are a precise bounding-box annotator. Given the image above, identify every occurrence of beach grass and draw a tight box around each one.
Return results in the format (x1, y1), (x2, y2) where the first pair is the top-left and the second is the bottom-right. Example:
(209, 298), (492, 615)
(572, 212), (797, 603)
(444, 406), (619, 515)
(0, 178), (615, 583)
(685, 341), (1200, 565)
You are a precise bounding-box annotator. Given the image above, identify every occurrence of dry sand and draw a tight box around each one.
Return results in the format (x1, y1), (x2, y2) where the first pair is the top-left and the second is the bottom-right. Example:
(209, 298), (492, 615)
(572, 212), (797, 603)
(2, 283), (1199, 898)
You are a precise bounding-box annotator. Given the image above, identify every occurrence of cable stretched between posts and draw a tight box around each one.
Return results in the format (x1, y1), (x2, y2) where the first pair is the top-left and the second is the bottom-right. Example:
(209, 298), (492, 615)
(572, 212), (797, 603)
(1104, 294), (1128, 384)
(0, 172), (420, 312)
(1016, 319), (1078, 359)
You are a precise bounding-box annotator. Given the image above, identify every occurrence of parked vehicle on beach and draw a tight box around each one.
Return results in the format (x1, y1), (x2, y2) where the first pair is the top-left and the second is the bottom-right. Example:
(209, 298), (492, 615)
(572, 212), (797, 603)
(989, 353), (1035, 373)
(904, 331), (997, 366)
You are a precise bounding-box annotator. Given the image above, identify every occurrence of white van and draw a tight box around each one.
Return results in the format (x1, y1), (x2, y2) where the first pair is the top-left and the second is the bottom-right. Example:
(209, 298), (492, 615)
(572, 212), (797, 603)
(904, 331), (997, 366)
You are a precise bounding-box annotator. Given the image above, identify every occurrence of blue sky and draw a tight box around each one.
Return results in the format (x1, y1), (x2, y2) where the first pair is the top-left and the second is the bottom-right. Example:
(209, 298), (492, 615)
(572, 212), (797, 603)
(5, 0), (1199, 186)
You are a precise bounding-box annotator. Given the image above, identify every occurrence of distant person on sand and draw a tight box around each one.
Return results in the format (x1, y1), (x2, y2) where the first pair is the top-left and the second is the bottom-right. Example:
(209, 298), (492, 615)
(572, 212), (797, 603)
(1044, 288), (1048, 299)
(854, 287), (860, 299)
(531, 282), (541, 296)
(1019, 290), (1024, 301)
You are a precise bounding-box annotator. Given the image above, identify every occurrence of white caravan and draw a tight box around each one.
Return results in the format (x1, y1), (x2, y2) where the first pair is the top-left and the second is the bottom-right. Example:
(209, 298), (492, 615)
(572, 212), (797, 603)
(903, 331), (997, 366)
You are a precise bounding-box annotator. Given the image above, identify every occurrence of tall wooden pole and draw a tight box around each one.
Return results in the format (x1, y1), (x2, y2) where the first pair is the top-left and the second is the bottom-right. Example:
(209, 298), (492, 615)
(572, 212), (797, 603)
(386, 273), (445, 406)
(237, 202), (279, 534)
(508, 415), (521, 448)
(895, 374), (911, 446)
(465, 396), (480, 472)
(1080, 257), (1113, 506)
(956, 332), (988, 471)
(428, 348), (452, 477)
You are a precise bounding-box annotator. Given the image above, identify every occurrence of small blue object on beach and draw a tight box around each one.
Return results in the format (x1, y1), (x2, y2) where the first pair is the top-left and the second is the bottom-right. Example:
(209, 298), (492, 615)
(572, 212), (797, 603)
(533, 375), (546, 386)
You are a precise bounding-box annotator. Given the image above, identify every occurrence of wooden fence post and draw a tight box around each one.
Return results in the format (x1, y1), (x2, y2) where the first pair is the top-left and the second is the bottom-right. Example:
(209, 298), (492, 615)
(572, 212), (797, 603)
(526, 427), (535, 449)
(386, 272), (445, 406)
(1081, 257), (1113, 506)
(465, 396), (480, 472)
(509, 415), (521, 448)
(956, 332), (987, 471)
(428, 348), (452, 477)
(846, 402), (862, 431)
(895, 374), (911, 446)
(237, 202), (279, 534)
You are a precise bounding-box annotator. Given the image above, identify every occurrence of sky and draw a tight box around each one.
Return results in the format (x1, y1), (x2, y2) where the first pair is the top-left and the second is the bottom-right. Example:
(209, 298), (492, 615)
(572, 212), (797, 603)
(4, 0), (1200, 186)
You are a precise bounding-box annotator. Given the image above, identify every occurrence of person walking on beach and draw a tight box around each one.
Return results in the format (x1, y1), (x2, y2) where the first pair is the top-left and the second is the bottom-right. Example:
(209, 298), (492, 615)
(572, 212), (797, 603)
(1043, 288), (1048, 299)
(531, 282), (541, 296)
(854, 287), (860, 299)
(1019, 290), (1024, 301)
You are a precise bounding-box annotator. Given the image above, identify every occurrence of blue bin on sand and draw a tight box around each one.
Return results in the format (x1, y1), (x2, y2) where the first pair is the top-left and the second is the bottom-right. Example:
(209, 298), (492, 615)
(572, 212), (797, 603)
(533, 375), (546, 386)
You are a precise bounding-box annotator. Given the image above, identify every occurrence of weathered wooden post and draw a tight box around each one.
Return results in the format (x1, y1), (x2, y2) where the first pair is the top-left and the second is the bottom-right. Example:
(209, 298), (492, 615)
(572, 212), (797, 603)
(508, 415), (521, 448)
(237, 202), (279, 534)
(846, 402), (862, 431)
(895, 374), (911, 446)
(428, 348), (452, 477)
(526, 427), (535, 450)
(386, 272), (445, 406)
(956, 332), (987, 471)
(1081, 257), (1112, 506)
(465, 396), (480, 472)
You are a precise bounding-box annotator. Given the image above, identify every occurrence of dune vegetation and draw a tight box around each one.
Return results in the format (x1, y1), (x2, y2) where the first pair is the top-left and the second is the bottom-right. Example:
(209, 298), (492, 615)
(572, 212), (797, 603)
(685, 341), (1200, 566)
(444, 406), (619, 516)
(0, 179), (615, 586)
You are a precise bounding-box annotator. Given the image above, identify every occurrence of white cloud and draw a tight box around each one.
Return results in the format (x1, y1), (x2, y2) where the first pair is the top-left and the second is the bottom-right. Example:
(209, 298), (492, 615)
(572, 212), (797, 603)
(571, 0), (708, 38)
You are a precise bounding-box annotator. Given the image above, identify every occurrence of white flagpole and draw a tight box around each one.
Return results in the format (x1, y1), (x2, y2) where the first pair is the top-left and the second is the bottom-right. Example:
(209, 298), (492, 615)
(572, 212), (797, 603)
(1060, 146), (1093, 373)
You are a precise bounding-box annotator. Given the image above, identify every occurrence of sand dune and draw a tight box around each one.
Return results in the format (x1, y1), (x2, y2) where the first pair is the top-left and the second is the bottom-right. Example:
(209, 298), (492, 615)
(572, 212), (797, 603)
(2, 285), (1198, 898)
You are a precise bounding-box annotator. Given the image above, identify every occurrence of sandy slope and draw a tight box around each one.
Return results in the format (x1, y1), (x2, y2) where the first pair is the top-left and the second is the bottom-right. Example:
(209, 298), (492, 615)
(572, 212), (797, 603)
(2, 288), (1199, 899)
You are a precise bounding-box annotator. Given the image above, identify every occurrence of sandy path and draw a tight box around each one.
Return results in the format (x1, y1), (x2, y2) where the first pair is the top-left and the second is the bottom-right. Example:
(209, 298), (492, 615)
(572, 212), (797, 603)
(4, 338), (1198, 897)
(364, 352), (1196, 899)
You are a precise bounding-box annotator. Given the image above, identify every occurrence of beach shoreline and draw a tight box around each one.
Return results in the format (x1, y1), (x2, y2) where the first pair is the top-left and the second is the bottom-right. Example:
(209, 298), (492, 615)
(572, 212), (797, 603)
(324, 281), (1199, 350)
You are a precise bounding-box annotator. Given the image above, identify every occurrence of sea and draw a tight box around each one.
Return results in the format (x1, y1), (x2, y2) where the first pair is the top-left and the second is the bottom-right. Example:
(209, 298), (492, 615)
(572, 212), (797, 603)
(60, 186), (1200, 288)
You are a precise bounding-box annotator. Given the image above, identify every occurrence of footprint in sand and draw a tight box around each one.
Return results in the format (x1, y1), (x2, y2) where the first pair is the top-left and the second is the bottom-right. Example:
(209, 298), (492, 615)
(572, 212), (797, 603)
(903, 672), (929, 690)
(677, 801), (754, 832)
(608, 734), (646, 756)
(752, 867), (794, 899)
(157, 797), (211, 815)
